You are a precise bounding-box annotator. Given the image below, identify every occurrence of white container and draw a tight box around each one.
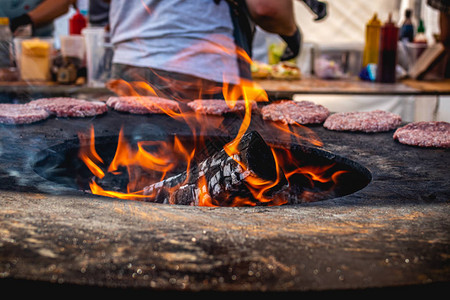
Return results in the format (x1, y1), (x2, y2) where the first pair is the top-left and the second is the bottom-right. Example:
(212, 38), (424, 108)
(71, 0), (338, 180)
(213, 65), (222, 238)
(60, 35), (85, 60)
(405, 42), (428, 66)
(313, 43), (363, 79)
(296, 42), (316, 77)
(82, 27), (112, 87)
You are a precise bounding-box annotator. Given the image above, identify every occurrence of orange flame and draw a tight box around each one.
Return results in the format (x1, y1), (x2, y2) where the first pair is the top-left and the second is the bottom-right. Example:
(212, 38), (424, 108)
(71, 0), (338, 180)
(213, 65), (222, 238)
(77, 33), (343, 206)
(268, 121), (323, 148)
(285, 163), (344, 184)
(197, 175), (214, 206)
(282, 159), (349, 198)
(220, 79), (284, 206)
(78, 126), (105, 179)
(108, 130), (176, 176)
(89, 181), (149, 201)
(78, 126), (195, 199)
(173, 135), (196, 185)
(222, 78), (267, 157)
(243, 148), (286, 205)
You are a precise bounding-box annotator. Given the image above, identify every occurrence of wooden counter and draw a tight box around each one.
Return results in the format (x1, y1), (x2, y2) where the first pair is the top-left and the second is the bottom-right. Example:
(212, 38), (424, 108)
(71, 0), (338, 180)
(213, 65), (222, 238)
(255, 78), (450, 99)
(401, 78), (450, 94)
(0, 78), (449, 101)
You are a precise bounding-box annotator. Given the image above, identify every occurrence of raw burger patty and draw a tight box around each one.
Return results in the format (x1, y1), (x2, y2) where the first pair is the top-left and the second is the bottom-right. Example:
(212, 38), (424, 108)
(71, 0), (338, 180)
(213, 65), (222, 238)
(106, 96), (180, 114)
(187, 99), (257, 115)
(261, 100), (329, 125)
(0, 103), (50, 124)
(28, 97), (107, 117)
(393, 121), (450, 148)
(323, 110), (402, 133)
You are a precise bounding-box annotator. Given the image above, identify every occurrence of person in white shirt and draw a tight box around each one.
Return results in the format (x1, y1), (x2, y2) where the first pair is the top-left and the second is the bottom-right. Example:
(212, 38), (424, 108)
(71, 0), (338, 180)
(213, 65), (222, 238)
(108, 0), (300, 100)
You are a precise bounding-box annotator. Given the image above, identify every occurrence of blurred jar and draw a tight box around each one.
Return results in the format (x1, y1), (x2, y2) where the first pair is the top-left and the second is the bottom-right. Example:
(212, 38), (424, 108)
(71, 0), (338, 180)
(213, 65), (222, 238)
(14, 37), (53, 81)
(82, 27), (113, 87)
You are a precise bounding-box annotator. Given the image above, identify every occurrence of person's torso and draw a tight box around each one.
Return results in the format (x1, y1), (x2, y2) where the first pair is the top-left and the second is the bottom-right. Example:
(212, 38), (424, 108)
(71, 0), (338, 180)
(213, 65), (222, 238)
(109, 0), (240, 84)
(0, 0), (53, 36)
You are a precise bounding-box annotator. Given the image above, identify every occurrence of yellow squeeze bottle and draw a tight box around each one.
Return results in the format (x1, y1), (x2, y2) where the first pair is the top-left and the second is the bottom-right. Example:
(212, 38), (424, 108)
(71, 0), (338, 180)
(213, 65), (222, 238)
(362, 13), (381, 67)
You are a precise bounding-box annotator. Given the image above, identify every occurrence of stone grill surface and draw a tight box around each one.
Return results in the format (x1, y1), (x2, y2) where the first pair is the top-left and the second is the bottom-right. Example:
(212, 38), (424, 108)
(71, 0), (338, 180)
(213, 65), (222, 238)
(0, 109), (449, 296)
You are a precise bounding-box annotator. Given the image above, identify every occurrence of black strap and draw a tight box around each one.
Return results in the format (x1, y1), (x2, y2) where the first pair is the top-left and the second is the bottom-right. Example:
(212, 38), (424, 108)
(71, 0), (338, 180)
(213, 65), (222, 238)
(216, 0), (255, 80)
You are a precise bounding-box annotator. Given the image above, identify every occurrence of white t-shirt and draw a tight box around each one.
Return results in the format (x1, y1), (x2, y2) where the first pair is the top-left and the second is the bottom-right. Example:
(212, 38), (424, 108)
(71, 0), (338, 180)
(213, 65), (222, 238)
(109, 0), (240, 84)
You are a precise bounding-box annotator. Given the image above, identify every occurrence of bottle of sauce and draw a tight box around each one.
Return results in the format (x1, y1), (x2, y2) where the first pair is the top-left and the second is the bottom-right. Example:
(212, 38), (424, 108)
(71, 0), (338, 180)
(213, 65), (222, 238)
(414, 19), (427, 44)
(376, 13), (399, 83)
(363, 13), (381, 67)
(399, 9), (414, 42)
(69, 10), (87, 35)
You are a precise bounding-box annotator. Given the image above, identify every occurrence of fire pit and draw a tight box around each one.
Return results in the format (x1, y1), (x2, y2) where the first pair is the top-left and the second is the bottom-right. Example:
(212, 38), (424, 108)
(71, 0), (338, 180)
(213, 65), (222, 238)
(0, 109), (449, 295)
(32, 132), (371, 206)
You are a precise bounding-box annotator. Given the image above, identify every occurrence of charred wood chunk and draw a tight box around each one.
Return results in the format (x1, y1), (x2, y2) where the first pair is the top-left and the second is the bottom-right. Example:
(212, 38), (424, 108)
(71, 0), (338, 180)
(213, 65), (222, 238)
(143, 131), (288, 206)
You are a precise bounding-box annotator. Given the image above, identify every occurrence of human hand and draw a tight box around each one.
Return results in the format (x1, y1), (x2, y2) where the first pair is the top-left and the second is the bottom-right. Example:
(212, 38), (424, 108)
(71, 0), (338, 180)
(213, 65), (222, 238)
(10, 14), (34, 36)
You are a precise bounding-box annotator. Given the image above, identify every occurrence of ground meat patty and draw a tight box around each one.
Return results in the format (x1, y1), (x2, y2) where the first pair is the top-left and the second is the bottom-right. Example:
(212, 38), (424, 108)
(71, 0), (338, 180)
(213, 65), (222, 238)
(261, 100), (329, 125)
(323, 110), (402, 133)
(393, 121), (450, 148)
(0, 103), (50, 124)
(106, 96), (180, 114)
(187, 99), (257, 115)
(28, 97), (107, 117)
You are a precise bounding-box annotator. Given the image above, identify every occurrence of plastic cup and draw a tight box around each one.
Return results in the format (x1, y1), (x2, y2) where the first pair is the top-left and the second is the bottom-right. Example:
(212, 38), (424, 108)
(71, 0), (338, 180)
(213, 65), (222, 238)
(405, 42), (428, 68)
(60, 35), (85, 60)
(82, 27), (113, 87)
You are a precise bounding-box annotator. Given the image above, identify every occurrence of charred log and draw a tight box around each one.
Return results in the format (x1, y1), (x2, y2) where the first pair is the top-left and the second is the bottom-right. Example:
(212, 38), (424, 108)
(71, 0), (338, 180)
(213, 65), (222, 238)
(142, 131), (288, 206)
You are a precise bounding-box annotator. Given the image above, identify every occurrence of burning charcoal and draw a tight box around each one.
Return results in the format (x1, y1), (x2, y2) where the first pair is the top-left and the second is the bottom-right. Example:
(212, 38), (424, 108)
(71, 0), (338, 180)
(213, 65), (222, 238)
(143, 131), (288, 206)
(93, 166), (129, 192)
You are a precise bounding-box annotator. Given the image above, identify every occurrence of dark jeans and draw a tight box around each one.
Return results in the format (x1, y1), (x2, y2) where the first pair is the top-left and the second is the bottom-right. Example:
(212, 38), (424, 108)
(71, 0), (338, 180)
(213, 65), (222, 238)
(110, 63), (228, 100)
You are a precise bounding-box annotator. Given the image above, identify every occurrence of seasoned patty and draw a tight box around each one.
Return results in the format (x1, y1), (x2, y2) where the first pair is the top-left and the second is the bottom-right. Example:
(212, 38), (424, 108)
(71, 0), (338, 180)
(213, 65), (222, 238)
(0, 103), (50, 124)
(261, 100), (329, 125)
(187, 99), (257, 115)
(28, 97), (107, 117)
(323, 110), (402, 133)
(393, 121), (450, 148)
(106, 96), (180, 114)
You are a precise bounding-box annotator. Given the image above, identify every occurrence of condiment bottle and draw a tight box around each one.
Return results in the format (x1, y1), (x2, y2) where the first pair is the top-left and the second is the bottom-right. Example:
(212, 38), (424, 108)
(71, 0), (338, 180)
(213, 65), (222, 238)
(69, 10), (87, 35)
(399, 9), (414, 42)
(376, 13), (399, 83)
(363, 13), (381, 67)
(0, 17), (13, 68)
(414, 19), (427, 44)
